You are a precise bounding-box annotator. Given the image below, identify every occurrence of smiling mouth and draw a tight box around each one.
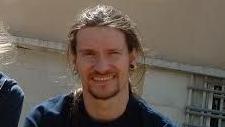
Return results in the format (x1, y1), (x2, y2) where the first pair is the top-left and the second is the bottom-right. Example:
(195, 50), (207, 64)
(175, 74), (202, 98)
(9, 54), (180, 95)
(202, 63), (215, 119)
(92, 74), (115, 81)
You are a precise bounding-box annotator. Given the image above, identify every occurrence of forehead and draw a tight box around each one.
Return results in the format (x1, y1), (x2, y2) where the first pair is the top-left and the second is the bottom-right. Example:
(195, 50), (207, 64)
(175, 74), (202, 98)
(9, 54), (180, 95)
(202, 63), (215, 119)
(76, 27), (127, 50)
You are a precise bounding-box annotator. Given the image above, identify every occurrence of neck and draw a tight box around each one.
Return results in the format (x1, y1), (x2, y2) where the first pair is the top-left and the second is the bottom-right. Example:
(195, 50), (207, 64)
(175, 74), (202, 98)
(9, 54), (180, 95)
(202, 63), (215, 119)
(83, 86), (129, 122)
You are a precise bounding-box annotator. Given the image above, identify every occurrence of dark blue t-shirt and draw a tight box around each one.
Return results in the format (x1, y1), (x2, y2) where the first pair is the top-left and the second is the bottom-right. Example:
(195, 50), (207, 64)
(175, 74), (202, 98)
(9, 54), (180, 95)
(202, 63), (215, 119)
(24, 92), (176, 127)
(0, 72), (24, 127)
(78, 94), (142, 127)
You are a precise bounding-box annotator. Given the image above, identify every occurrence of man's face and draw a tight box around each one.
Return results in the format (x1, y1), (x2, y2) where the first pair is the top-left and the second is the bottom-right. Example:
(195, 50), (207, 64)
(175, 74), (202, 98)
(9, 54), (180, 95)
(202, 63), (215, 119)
(75, 27), (135, 100)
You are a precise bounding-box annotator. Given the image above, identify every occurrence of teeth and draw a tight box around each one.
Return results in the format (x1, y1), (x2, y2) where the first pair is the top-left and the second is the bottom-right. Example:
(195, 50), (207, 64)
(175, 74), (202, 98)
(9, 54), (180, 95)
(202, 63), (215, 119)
(93, 74), (114, 81)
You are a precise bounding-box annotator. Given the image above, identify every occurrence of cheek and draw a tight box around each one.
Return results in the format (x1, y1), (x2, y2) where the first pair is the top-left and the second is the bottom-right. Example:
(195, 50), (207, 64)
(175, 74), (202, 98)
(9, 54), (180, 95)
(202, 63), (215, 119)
(76, 62), (95, 82)
(77, 63), (89, 75)
(75, 59), (89, 77)
(119, 57), (130, 68)
(116, 60), (130, 75)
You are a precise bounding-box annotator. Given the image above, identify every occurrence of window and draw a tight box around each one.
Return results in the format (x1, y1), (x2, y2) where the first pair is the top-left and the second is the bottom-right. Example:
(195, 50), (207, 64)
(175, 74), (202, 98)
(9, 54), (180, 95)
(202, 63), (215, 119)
(184, 74), (225, 127)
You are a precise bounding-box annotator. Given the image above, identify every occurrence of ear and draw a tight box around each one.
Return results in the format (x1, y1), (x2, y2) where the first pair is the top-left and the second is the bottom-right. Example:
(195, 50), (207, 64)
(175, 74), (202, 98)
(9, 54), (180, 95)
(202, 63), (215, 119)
(129, 50), (138, 65)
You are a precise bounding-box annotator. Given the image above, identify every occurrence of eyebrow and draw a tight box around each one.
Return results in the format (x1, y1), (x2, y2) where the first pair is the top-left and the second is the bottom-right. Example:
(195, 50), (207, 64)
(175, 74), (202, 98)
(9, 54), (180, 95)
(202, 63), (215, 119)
(77, 49), (95, 54)
(107, 49), (123, 52)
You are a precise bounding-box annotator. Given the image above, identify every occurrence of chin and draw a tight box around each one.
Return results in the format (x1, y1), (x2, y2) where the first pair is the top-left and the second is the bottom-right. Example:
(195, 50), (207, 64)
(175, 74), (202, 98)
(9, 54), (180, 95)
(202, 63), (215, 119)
(89, 88), (119, 100)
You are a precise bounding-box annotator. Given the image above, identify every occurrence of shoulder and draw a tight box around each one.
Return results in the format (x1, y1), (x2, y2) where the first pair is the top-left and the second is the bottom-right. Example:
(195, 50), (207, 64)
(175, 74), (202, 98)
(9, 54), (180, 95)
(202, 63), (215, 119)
(0, 72), (24, 127)
(0, 72), (24, 103)
(133, 96), (177, 127)
(24, 93), (72, 127)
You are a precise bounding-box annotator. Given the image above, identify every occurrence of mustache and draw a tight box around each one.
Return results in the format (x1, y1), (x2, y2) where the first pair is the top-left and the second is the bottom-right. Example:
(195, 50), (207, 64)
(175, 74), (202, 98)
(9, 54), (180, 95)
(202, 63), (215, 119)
(90, 70), (116, 75)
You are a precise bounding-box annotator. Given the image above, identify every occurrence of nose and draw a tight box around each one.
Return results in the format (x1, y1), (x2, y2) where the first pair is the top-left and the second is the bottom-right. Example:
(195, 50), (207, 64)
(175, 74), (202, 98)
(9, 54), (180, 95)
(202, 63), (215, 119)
(94, 56), (111, 74)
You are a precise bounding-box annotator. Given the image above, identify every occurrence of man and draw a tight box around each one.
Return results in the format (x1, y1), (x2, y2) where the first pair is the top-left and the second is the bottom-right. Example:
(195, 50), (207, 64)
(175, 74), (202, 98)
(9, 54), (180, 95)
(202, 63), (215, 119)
(0, 21), (24, 127)
(24, 5), (175, 127)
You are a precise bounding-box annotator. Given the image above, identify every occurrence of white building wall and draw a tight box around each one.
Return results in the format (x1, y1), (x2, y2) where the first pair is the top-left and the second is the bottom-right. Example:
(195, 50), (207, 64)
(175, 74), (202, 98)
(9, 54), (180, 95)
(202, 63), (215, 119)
(142, 67), (190, 126)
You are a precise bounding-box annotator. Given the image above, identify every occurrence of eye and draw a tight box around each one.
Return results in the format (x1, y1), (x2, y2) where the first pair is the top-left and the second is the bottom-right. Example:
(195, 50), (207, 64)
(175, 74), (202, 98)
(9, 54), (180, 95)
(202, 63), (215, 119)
(84, 52), (94, 56)
(108, 51), (122, 58)
(80, 50), (94, 55)
(109, 51), (121, 55)
(80, 51), (96, 58)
